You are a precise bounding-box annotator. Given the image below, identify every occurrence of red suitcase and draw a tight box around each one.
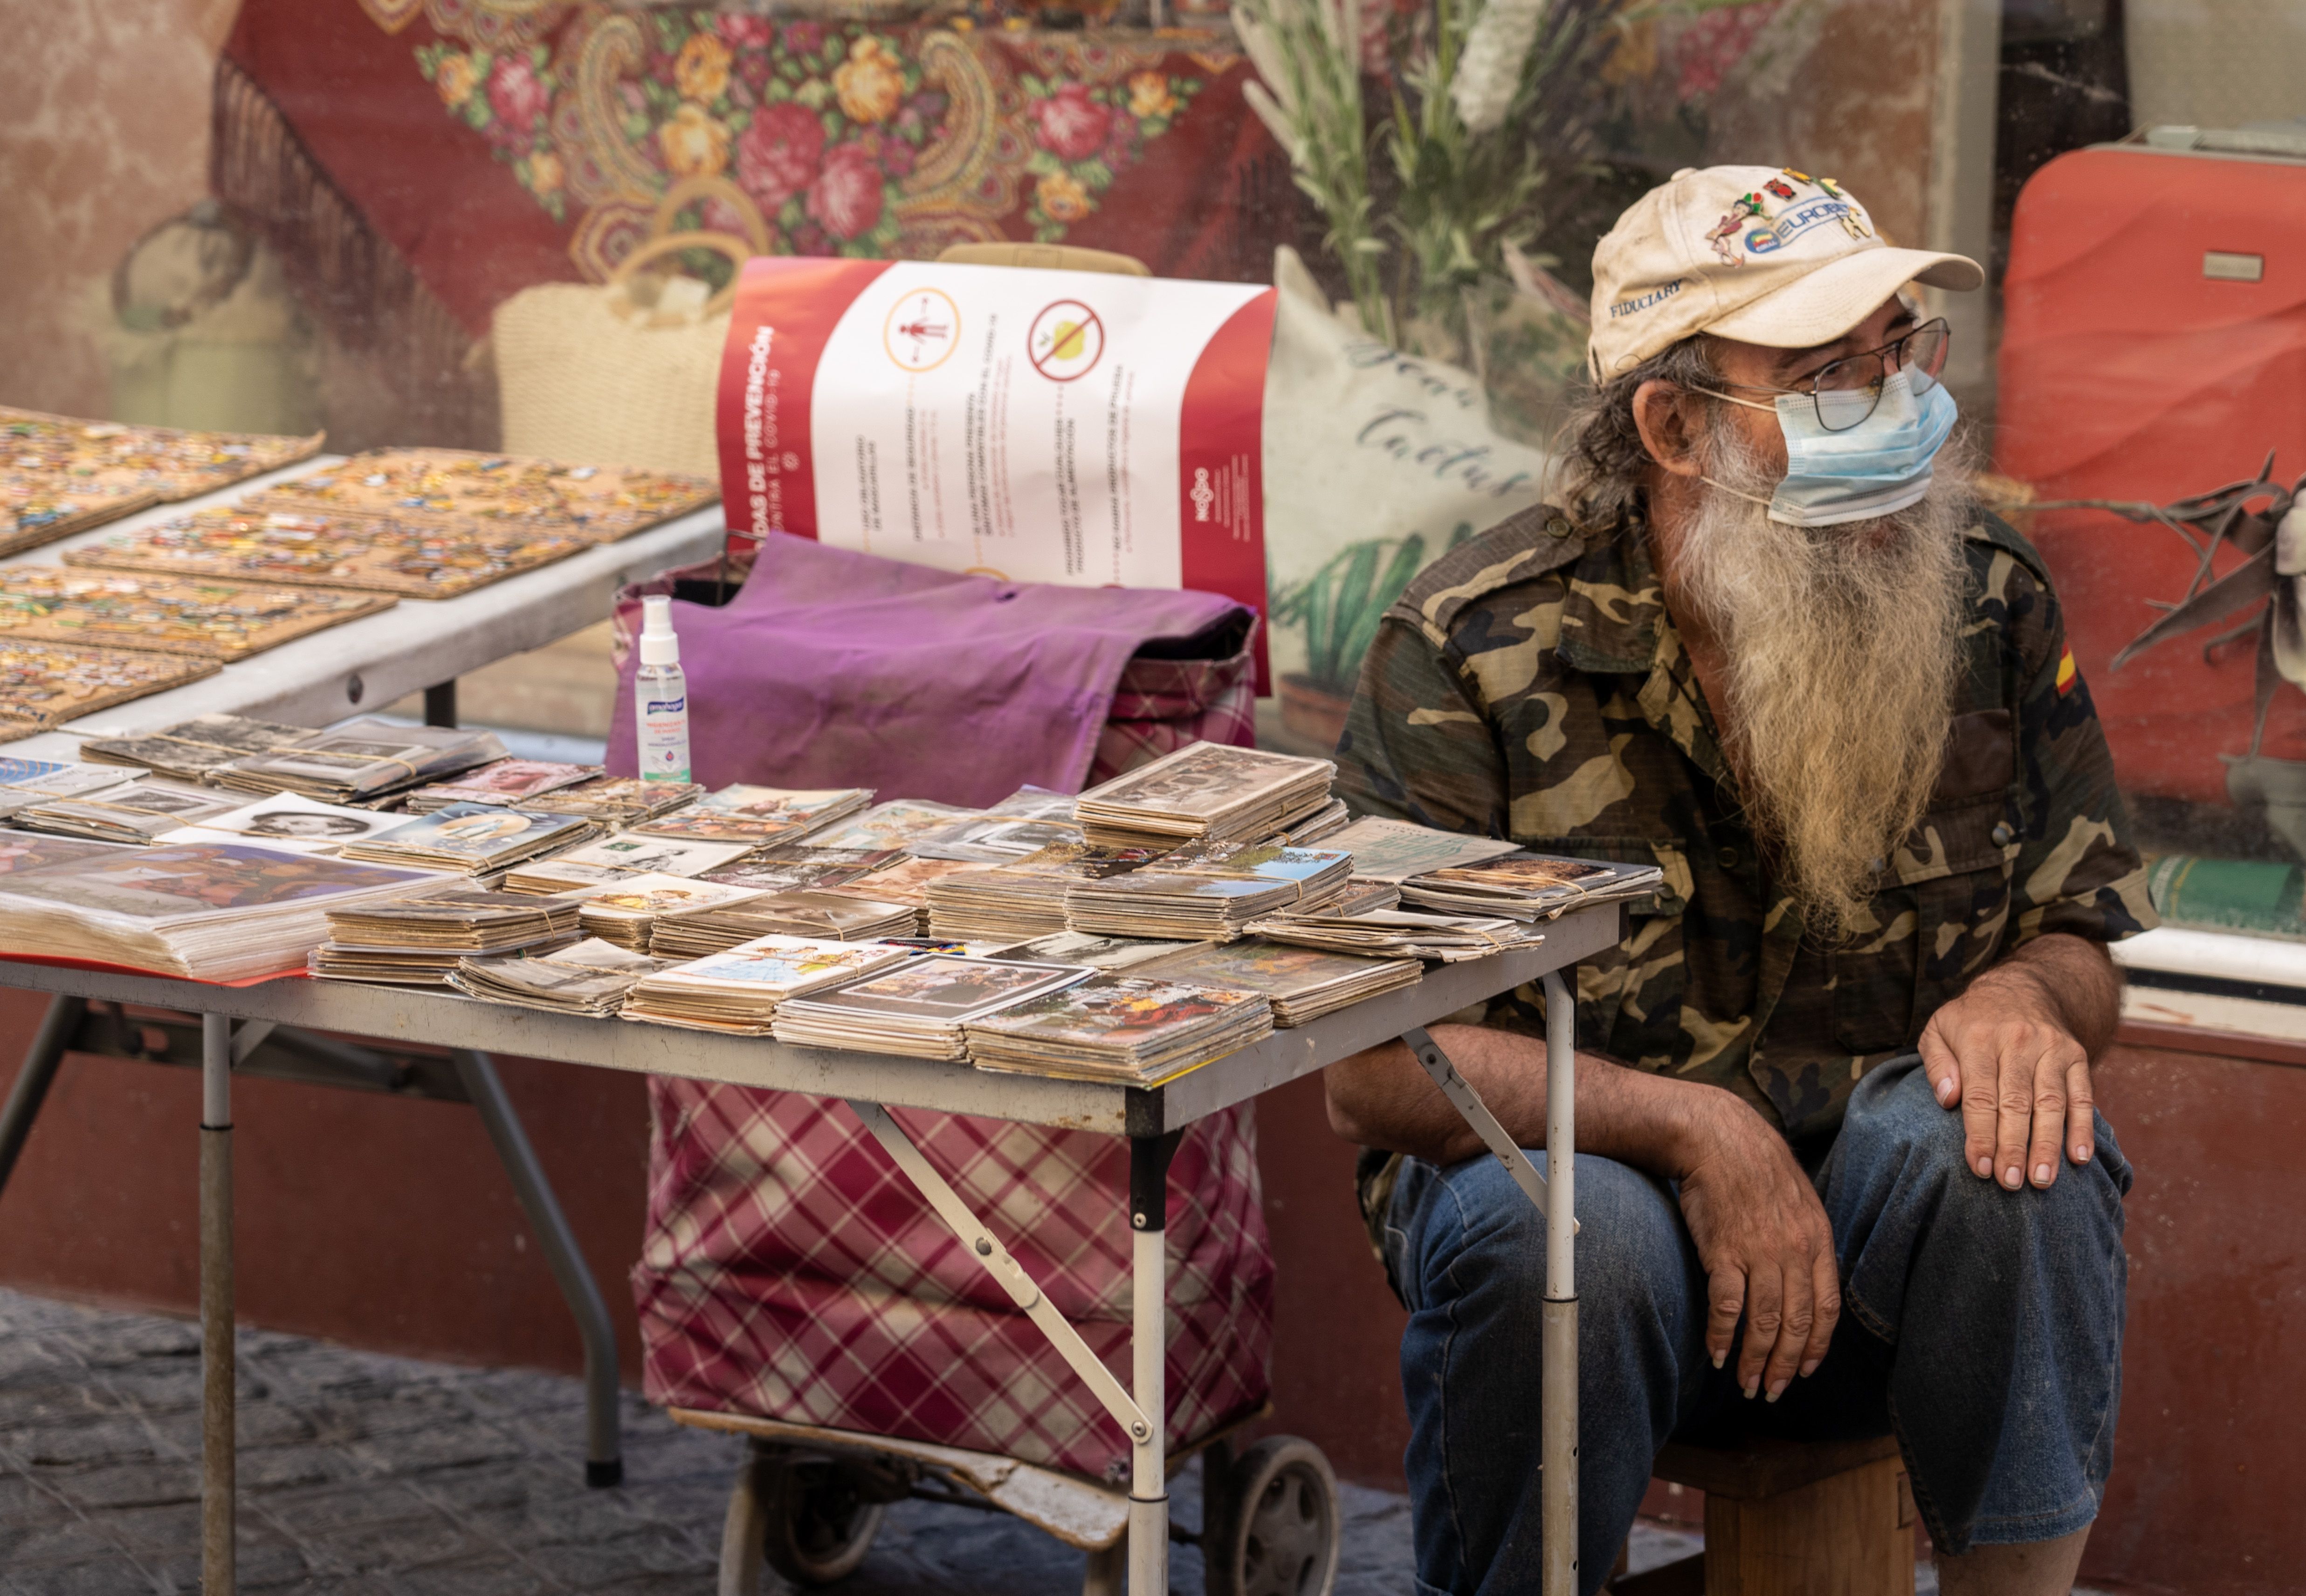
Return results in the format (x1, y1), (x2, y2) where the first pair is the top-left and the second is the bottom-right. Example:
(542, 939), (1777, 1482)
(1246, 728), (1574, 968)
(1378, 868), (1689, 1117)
(1996, 138), (2306, 808)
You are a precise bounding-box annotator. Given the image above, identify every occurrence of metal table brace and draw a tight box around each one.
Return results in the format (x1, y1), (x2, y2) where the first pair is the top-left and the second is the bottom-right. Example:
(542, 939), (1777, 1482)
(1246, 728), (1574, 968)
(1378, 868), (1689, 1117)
(863, 969), (1583, 1596)
(0, 998), (626, 1512)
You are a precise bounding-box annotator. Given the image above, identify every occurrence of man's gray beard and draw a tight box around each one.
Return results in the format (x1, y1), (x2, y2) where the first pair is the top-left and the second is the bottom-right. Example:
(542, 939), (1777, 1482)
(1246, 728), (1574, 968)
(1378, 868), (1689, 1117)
(1670, 422), (1971, 940)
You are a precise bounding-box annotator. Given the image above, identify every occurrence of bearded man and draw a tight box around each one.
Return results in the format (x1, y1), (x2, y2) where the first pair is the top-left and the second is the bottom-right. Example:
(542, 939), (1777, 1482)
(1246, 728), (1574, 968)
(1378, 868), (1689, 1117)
(1328, 166), (2156, 1596)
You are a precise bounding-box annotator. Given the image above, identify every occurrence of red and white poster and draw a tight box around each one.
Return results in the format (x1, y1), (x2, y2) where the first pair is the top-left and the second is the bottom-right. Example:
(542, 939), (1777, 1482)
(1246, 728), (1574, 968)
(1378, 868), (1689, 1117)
(716, 257), (1277, 681)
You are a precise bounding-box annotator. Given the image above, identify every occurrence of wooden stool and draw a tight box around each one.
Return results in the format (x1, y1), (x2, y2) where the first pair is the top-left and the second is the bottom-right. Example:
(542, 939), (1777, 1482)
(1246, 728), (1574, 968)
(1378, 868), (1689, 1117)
(1611, 1435), (1917, 1596)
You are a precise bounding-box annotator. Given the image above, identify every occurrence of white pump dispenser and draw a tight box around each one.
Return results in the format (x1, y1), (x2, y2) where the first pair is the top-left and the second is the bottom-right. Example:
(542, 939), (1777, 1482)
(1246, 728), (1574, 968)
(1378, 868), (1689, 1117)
(633, 595), (691, 783)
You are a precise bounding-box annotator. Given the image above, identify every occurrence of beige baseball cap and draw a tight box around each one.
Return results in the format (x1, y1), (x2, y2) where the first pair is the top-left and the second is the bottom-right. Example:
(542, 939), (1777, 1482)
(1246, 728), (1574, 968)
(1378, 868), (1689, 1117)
(1585, 165), (1983, 379)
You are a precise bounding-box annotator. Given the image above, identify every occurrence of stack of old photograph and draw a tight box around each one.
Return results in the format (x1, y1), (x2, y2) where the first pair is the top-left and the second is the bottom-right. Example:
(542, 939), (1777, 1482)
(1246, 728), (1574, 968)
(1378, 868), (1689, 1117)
(770, 956), (1089, 1060)
(1134, 940), (1422, 1026)
(922, 842), (1165, 941)
(1073, 743), (1337, 849)
(337, 803), (597, 875)
(571, 874), (766, 951)
(0, 842), (450, 980)
(648, 889), (915, 959)
(310, 889), (580, 984)
(447, 938), (665, 1017)
(619, 937), (914, 1035)
(204, 719), (507, 803)
(1063, 841), (1354, 940)
(964, 975), (1274, 1085)
(1396, 852), (1665, 920)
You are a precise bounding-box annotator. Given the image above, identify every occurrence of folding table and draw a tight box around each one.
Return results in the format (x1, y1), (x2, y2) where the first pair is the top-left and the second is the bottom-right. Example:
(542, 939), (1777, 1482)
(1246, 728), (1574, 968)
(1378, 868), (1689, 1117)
(0, 462), (732, 1491)
(0, 901), (1618, 1596)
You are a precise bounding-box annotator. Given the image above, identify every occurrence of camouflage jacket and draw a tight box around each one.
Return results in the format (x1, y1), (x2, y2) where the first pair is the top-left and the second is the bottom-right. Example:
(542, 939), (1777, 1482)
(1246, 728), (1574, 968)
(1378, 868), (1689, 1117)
(1338, 500), (2157, 1157)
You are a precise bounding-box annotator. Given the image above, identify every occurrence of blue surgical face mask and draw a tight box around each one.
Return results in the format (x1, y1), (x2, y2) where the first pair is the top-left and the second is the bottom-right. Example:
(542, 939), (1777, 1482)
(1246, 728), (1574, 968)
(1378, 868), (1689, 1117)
(1702, 369), (1959, 528)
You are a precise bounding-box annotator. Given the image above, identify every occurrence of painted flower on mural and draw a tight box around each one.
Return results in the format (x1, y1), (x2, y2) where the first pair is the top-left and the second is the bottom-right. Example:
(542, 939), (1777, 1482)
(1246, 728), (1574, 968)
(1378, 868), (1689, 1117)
(1035, 171), (1093, 225)
(834, 37), (907, 125)
(432, 51), (479, 108)
(412, 11), (1203, 255)
(659, 102), (731, 178)
(674, 32), (732, 103)
(1020, 71), (1197, 241)
(1127, 71), (1178, 121)
(736, 101), (826, 214)
(489, 53), (549, 134)
(716, 14), (775, 51)
(1031, 83), (1112, 162)
(808, 143), (887, 240)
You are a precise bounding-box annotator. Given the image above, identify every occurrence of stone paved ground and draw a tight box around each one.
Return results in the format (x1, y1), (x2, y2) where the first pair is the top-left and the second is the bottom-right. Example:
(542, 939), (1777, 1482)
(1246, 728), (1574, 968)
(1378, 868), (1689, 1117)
(0, 1286), (2086, 1596)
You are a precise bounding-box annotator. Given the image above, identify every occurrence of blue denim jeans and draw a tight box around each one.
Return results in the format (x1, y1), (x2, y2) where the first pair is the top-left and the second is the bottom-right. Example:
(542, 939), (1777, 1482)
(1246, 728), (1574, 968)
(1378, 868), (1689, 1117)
(1382, 1055), (2131, 1596)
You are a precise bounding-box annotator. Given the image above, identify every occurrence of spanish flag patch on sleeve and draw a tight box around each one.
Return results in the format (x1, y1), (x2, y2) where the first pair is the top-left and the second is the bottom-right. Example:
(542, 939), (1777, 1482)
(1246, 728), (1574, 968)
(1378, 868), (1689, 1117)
(2055, 643), (2078, 697)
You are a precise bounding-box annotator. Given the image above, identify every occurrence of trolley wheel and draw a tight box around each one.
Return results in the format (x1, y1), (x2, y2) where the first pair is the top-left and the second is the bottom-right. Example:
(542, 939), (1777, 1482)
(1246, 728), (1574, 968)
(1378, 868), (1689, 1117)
(759, 1454), (887, 1586)
(1202, 1436), (1340, 1596)
(718, 1446), (887, 1592)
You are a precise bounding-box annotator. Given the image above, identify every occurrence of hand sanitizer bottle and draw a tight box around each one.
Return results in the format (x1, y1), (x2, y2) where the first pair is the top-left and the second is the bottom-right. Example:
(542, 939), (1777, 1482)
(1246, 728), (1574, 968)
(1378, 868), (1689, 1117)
(634, 595), (691, 783)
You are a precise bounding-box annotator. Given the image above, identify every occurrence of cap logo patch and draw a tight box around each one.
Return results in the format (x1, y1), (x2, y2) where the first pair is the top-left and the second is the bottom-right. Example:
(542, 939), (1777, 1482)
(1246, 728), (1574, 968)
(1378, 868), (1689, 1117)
(1779, 169), (1872, 240)
(1609, 279), (1685, 318)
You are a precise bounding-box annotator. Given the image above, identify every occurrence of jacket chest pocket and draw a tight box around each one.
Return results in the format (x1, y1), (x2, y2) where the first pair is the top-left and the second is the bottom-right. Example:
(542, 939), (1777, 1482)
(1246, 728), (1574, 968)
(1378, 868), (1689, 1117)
(1832, 711), (2018, 1053)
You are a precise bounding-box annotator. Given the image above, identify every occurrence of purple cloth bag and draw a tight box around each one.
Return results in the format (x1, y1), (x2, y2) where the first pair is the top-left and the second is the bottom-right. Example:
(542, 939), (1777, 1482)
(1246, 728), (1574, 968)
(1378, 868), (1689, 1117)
(605, 533), (1253, 806)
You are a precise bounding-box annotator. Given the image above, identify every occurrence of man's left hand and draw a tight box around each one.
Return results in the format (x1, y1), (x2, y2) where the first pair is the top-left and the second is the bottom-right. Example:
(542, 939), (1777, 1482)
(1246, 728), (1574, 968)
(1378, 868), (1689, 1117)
(1916, 936), (2117, 1191)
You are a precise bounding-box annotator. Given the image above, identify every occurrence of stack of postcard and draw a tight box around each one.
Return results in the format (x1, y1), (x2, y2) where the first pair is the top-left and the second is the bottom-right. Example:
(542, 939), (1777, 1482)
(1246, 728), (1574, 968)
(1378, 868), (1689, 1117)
(1166, 839), (1355, 899)
(0, 639), (219, 733)
(208, 720), (507, 803)
(1063, 844), (1353, 941)
(627, 784), (871, 845)
(801, 798), (976, 854)
(64, 501), (596, 598)
(649, 889), (916, 958)
(697, 846), (894, 896)
(79, 714), (312, 782)
(0, 567), (394, 661)
(1398, 853), (1663, 921)
(1279, 798), (1352, 845)
(770, 956), (1089, 1061)
(816, 855), (990, 931)
(1323, 816), (1522, 881)
(1059, 872), (1301, 941)
(965, 976), (1273, 1085)
(500, 832), (755, 894)
(0, 758), (141, 818)
(336, 803), (596, 874)
(449, 938), (663, 1017)
(981, 930), (1197, 971)
(1072, 743), (1336, 849)
(0, 842), (448, 980)
(0, 829), (137, 876)
(905, 810), (1084, 863)
(1135, 940), (1422, 1026)
(1244, 906), (1546, 963)
(522, 776), (702, 827)
(621, 937), (916, 1035)
(16, 778), (244, 842)
(570, 875), (767, 951)
(154, 791), (418, 853)
(922, 843), (1162, 941)
(310, 889), (581, 984)
(402, 759), (603, 812)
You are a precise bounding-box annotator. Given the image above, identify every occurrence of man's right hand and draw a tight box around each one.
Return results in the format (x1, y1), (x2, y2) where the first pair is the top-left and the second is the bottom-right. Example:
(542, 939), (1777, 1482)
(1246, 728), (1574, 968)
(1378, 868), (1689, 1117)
(1671, 1091), (1841, 1402)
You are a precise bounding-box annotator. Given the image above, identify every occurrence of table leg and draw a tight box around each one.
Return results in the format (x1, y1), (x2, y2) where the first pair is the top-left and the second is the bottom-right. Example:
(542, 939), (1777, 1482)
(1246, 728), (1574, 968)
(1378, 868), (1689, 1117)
(0, 995), (84, 1199)
(1128, 1133), (1175, 1596)
(452, 1051), (624, 1486)
(1400, 966), (1580, 1596)
(424, 681), (458, 728)
(200, 1012), (235, 1593)
(1540, 969), (1578, 1596)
